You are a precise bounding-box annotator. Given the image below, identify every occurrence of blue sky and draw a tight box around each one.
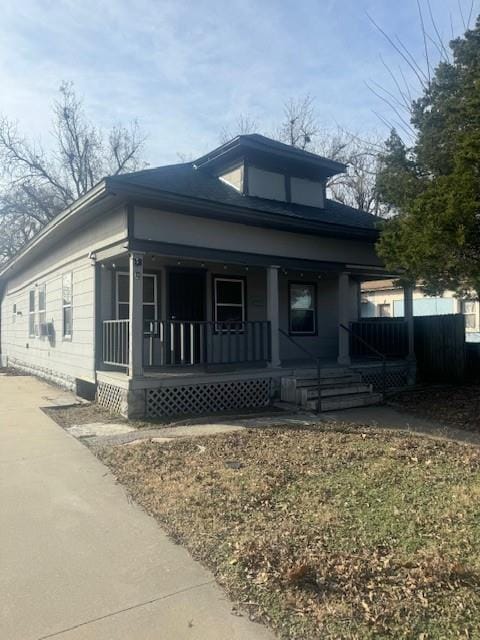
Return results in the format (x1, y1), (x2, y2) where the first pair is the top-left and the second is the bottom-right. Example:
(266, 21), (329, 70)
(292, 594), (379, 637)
(0, 0), (477, 165)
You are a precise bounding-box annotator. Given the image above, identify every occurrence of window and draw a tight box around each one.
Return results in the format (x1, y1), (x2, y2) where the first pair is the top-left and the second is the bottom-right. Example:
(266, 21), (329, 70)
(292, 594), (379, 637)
(62, 273), (73, 338)
(289, 282), (316, 335)
(378, 303), (391, 318)
(38, 284), (46, 328)
(462, 300), (476, 329)
(116, 273), (129, 320)
(116, 272), (158, 330)
(12, 304), (16, 324)
(213, 277), (245, 330)
(29, 290), (35, 337)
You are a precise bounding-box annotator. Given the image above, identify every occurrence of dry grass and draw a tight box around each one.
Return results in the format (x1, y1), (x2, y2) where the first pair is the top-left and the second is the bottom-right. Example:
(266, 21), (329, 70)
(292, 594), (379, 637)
(391, 384), (480, 432)
(98, 423), (480, 639)
(44, 403), (124, 427)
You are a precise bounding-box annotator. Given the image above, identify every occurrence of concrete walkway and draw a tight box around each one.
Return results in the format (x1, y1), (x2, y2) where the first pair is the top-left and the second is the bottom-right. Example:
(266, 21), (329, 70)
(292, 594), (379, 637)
(321, 404), (480, 446)
(0, 376), (274, 640)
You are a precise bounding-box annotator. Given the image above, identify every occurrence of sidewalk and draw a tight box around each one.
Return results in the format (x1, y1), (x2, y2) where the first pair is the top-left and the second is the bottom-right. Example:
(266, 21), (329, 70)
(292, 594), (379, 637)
(0, 376), (274, 640)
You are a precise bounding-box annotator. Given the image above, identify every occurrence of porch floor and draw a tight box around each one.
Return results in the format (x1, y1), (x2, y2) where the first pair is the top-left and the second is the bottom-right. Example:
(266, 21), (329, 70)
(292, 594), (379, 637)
(96, 358), (409, 390)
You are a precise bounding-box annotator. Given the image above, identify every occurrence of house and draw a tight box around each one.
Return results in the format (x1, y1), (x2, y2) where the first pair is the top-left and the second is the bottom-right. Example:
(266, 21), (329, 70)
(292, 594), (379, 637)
(361, 279), (480, 342)
(0, 134), (415, 418)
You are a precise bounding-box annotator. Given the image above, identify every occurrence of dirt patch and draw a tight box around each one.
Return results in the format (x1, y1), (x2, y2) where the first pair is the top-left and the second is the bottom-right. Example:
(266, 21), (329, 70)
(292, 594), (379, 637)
(390, 383), (480, 432)
(44, 403), (126, 428)
(98, 423), (480, 639)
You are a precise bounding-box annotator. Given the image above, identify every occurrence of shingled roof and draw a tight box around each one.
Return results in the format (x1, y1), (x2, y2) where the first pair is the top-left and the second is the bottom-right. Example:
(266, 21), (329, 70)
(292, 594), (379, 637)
(109, 161), (379, 233)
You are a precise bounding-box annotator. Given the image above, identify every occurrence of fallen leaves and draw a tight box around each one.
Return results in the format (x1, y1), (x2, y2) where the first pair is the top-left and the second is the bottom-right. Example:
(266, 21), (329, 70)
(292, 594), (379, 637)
(98, 425), (480, 639)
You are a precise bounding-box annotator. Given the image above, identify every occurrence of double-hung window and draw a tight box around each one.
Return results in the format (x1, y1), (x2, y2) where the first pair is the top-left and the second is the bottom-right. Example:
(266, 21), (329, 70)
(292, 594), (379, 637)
(116, 272), (157, 331)
(462, 300), (476, 329)
(29, 290), (35, 337)
(213, 277), (245, 330)
(62, 273), (73, 338)
(289, 282), (317, 335)
(38, 284), (46, 328)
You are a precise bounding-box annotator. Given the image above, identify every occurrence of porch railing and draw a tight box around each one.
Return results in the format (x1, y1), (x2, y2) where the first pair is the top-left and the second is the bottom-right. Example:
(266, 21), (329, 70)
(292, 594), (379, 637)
(103, 319), (129, 367)
(349, 319), (408, 358)
(144, 320), (271, 367)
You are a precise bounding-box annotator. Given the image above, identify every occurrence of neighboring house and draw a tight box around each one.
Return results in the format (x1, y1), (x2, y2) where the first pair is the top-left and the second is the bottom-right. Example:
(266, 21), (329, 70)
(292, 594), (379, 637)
(0, 134), (414, 418)
(361, 279), (480, 342)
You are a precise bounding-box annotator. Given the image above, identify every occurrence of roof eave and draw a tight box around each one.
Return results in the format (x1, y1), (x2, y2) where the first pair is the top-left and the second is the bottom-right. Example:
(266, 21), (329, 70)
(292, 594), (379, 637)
(194, 136), (346, 177)
(107, 179), (379, 242)
(0, 179), (109, 281)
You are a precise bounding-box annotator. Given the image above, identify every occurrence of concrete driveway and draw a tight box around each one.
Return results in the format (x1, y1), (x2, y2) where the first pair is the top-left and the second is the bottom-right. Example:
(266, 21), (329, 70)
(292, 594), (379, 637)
(0, 376), (274, 640)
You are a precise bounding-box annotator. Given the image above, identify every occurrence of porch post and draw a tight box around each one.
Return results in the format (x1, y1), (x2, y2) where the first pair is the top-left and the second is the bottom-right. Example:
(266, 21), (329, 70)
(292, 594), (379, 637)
(128, 251), (144, 378)
(404, 285), (415, 361)
(338, 271), (351, 365)
(266, 265), (281, 368)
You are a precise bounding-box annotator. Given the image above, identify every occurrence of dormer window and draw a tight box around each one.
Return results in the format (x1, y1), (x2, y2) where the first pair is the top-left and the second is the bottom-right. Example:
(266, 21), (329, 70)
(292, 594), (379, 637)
(198, 133), (343, 209)
(248, 166), (286, 201)
(218, 164), (244, 192)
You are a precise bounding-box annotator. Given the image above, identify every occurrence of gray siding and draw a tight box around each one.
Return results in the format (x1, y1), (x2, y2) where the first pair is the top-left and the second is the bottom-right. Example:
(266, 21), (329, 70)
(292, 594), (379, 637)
(134, 207), (381, 267)
(0, 209), (126, 386)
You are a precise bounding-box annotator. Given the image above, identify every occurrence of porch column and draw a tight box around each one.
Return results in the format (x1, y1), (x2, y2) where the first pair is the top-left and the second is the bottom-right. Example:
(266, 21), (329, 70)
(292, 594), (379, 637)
(404, 285), (415, 361)
(338, 271), (351, 365)
(128, 251), (144, 378)
(266, 265), (281, 368)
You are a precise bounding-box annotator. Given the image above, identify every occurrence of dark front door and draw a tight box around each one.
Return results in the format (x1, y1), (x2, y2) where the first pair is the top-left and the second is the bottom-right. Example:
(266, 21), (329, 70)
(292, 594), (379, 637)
(168, 270), (206, 364)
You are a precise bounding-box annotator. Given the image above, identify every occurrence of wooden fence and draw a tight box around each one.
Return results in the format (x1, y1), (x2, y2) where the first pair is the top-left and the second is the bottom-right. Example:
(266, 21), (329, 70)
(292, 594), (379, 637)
(413, 314), (465, 382)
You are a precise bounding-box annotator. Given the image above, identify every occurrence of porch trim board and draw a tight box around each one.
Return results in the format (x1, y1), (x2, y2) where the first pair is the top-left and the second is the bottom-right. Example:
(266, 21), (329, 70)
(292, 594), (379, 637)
(127, 238), (355, 274)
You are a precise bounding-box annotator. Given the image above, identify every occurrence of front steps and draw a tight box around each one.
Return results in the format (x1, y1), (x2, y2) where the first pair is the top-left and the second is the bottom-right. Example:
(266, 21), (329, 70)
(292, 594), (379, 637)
(280, 367), (382, 412)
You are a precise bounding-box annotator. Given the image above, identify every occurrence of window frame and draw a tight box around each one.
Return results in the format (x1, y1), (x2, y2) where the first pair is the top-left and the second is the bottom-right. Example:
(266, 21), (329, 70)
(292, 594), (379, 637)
(288, 281), (317, 336)
(62, 272), (73, 340)
(38, 284), (46, 332)
(378, 303), (391, 318)
(115, 271), (158, 332)
(462, 300), (477, 330)
(28, 289), (36, 338)
(212, 275), (246, 332)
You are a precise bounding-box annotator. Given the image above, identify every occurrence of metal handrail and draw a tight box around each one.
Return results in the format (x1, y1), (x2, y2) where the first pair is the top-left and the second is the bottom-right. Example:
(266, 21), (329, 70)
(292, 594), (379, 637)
(279, 328), (322, 413)
(339, 323), (387, 399)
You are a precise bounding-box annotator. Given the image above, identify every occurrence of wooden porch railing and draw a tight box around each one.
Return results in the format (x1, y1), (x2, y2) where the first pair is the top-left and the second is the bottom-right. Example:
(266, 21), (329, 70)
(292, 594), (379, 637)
(101, 319), (271, 369)
(349, 319), (408, 358)
(103, 319), (129, 367)
(144, 320), (271, 367)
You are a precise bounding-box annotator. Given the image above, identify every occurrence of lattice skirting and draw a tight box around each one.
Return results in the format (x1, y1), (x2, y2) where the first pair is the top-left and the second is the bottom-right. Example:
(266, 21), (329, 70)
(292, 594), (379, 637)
(355, 365), (410, 392)
(97, 382), (124, 414)
(146, 378), (272, 418)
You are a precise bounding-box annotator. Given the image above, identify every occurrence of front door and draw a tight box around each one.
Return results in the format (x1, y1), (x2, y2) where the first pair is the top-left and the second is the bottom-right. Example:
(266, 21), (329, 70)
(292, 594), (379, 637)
(168, 270), (206, 363)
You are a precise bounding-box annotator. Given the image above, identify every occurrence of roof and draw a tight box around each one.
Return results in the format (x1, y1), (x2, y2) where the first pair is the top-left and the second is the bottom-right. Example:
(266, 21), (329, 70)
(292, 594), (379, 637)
(0, 134), (381, 280)
(194, 133), (346, 177)
(108, 161), (379, 233)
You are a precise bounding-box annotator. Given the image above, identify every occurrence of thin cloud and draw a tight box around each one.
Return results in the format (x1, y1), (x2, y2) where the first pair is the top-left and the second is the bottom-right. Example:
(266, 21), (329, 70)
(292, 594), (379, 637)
(0, 0), (476, 165)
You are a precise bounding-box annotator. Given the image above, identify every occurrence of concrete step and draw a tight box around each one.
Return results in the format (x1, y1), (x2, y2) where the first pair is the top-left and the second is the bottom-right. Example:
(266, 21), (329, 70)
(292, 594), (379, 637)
(306, 392), (383, 412)
(281, 374), (363, 403)
(290, 367), (353, 379)
(292, 374), (363, 388)
(298, 383), (372, 404)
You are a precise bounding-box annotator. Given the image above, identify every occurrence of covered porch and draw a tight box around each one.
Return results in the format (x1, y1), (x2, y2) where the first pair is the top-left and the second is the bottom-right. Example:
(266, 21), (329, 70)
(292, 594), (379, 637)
(92, 243), (415, 417)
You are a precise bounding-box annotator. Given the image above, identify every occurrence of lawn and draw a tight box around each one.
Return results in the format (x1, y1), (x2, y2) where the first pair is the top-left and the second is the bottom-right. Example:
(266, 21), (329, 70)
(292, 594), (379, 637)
(391, 384), (480, 433)
(99, 424), (480, 639)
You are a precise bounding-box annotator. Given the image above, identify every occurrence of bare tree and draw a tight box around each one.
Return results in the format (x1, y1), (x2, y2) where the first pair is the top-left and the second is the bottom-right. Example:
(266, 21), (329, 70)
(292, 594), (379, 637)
(276, 95), (319, 149)
(318, 129), (388, 215)
(0, 82), (146, 262)
(219, 114), (259, 144)
(221, 96), (387, 216)
(366, 0), (476, 142)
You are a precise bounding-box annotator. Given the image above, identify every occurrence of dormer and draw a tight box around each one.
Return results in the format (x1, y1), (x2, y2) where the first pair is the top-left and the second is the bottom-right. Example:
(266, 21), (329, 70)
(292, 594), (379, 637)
(194, 134), (346, 209)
